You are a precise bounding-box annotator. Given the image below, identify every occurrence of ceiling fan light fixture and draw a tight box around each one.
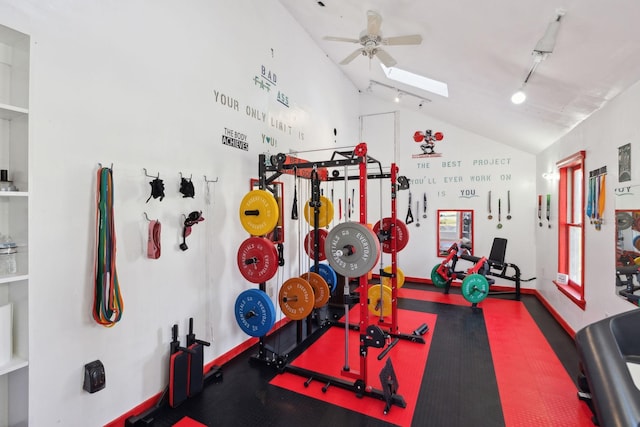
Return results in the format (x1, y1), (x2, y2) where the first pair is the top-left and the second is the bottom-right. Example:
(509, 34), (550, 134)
(380, 64), (449, 98)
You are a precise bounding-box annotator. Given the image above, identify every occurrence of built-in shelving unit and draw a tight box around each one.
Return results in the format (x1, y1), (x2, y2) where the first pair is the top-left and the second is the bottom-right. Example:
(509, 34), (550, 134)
(0, 22), (30, 427)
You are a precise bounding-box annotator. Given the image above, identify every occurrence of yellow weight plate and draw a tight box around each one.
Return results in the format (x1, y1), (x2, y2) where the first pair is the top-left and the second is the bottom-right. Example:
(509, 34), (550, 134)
(279, 277), (315, 320)
(300, 271), (330, 308)
(381, 266), (405, 289)
(368, 285), (392, 317)
(239, 190), (279, 236)
(303, 195), (334, 228)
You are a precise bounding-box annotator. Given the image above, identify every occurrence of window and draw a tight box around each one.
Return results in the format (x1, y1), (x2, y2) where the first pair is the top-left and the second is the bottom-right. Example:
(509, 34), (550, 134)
(555, 151), (586, 309)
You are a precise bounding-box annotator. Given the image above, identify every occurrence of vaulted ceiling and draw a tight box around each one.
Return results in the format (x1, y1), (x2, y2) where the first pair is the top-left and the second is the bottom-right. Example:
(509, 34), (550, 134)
(278, 0), (640, 154)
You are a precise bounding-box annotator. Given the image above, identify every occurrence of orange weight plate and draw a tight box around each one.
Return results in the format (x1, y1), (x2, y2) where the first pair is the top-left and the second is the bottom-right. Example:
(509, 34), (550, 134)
(278, 277), (315, 320)
(300, 271), (330, 308)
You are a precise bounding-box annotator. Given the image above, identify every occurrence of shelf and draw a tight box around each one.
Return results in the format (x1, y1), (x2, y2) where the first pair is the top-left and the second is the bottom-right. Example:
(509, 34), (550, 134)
(0, 274), (28, 285)
(0, 356), (28, 376)
(0, 191), (28, 197)
(0, 103), (28, 120)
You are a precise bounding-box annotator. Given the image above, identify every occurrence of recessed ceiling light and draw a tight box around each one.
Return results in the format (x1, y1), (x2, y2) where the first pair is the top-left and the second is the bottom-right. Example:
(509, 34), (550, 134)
(511, 89), (526, 105)
(380, 64), (448, 98)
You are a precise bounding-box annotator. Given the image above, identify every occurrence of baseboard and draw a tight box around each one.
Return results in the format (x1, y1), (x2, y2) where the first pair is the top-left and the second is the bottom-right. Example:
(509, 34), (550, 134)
(529, 289), (576, 338)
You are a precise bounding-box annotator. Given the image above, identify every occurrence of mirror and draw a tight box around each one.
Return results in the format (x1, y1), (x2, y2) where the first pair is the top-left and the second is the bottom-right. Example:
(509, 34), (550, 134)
(437, 210), (473, 257)
(616, 210), (640, 266)
(615, 209), (640, 305)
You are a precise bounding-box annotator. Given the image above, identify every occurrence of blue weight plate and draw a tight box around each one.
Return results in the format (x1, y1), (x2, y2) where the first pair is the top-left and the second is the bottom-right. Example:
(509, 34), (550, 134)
(315, 263), (337, 293)
(234, 289), (275, 337)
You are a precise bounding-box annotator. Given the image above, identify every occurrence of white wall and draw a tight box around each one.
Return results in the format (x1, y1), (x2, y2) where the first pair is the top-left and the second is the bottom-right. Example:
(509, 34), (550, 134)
(0, 1), (359, 425)
(536, 80), (640, 333)
(359, 94), (537, 284)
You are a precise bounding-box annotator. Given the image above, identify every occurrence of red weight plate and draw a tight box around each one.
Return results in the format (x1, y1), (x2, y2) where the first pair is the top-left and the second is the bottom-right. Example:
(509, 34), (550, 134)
(373, 217), (409, 253)
(237, 236), (279, 283)
(303, 229), (328, 261)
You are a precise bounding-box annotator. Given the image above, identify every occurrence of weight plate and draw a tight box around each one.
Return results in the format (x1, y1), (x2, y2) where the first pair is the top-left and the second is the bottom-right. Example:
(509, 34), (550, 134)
(300, 271), (330, 308)
(617, 212), (633, 230)
(239, 190), (280, 236)
(237, 237), (279, 283)
(278, 277), (315, 320)
(304, 229), (328, 261)
(368, 285), (392, 317)
(381, 265), (406, 288)
(315, 263), (338, 293)
(430, 264), (448, 288)
(325, 222), (381, 277)
(373, 217), (409, 253)
(461, 274), (490, 304)
(303, 195), (334, 228)
(234, 289), (276, 337)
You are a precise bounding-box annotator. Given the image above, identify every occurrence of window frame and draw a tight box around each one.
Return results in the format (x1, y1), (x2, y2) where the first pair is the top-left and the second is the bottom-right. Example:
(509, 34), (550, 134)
(554, 150), (586, 309)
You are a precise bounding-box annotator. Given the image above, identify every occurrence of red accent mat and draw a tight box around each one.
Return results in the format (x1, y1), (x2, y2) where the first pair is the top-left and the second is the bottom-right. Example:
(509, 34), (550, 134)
(172, 416), (207, 427)
(399, 286), (594, 426)
(270, 308), (436, 426)
(482, 299), (594, 426)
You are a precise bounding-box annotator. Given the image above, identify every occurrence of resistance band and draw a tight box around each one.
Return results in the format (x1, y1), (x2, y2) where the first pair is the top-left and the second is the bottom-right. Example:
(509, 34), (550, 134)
(93, 167), (124, 327)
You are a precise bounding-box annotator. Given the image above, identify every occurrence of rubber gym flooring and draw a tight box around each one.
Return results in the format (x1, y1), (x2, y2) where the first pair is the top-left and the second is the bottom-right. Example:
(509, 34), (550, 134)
(150, 282), (594, 427)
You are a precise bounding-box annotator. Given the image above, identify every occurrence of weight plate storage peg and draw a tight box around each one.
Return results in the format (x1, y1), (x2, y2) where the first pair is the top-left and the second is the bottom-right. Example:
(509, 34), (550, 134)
(430, 264), (448, 288)
(300, 272), (331, 308)
(381, 266), (405, 288)
(368, 285), (392, 317)
(303, 195), (334, 228)
(315, 263), (338, 293)
(373, 217), (409, 253)
(325, 222), (381, 278)
(239, 189), (280, 236)
(304, 229), (328, 261)
(278, 277), (315, 320)
(234, 289), (276, 337)
(237, 236), (279, 283)
(461, 273), (490, 304)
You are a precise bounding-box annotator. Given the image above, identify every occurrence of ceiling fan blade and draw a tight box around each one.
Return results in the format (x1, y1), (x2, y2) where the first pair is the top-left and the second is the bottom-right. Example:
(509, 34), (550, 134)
(367, 10), (382, 36)
(534, 15), (562, 54)
(340, 48), (364, 65)
(374, 49), (397, 67)
(383, 34), (423, 46)
(323, 36), (361, 43)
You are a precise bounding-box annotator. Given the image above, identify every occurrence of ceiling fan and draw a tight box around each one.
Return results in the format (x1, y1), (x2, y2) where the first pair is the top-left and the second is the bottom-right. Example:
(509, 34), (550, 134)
(323, 10), (422, 67)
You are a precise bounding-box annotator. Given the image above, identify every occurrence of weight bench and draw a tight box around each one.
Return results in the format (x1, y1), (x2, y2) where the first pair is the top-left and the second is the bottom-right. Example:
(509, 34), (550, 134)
(576, 309), (640, 426)
(462, 238), (521, 301)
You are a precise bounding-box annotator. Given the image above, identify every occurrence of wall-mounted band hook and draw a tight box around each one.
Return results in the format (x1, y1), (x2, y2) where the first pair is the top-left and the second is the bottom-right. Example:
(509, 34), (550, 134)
(143, 168), (159, 178)
(179, 172), (192, 181)
(204, 175), (219, 183)
(98, 163), (114, 169)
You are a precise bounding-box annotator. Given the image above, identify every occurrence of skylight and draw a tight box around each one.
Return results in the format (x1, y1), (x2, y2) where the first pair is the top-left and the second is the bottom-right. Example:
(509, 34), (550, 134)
(380, 64), (449, 98)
